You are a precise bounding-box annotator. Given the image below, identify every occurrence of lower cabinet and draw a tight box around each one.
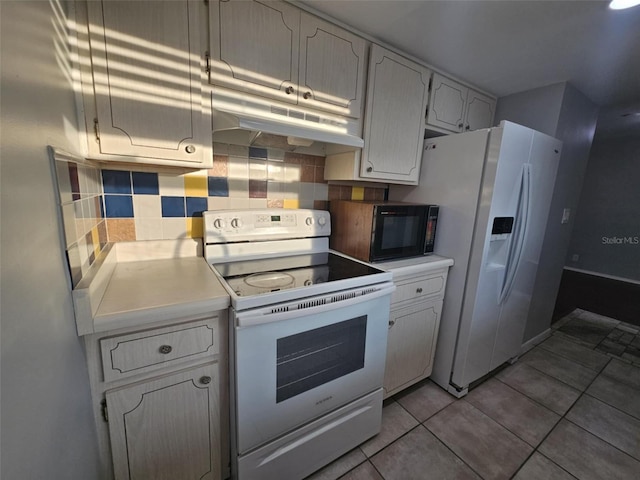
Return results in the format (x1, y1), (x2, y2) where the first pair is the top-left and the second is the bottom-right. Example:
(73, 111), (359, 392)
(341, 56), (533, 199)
(107, 364), (220, 480)
(84, 313), (228, 480)
(380, 258), (452, 398)
(384, 300), (442, 397)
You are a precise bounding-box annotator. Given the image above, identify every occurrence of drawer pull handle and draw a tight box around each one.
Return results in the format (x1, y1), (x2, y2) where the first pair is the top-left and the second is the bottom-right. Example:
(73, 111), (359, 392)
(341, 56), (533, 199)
(199, 376), (212, 385)
(416, 287), (423, 293)
(159, 345), (173, 355)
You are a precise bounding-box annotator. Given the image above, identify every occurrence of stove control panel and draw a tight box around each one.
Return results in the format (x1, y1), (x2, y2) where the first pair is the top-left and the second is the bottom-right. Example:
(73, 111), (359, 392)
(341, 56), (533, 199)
(203, 209), (330, 243)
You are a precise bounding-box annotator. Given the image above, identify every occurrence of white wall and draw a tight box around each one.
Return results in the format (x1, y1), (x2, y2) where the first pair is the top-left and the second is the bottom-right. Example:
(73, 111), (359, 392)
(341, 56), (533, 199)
(567, 135), (640, 281)
(1, 1), (101, 478)
(494, 82), (566, 137)
(495, 82), (598, 342)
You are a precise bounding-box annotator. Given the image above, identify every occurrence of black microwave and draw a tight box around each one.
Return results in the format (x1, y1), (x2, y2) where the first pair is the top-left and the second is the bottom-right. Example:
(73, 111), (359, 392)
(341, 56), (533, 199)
(329, 200), (439, 263)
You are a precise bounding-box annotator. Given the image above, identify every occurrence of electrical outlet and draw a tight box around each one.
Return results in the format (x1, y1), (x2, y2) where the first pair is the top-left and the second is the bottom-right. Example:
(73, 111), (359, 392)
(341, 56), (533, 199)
(561, 208), (571, 224)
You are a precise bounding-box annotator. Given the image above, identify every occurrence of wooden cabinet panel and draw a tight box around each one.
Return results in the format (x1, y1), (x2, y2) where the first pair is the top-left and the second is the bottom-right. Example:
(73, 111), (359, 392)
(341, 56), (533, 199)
(100, 317), (219, 383)
(210, 1), (366, 119)
(391, 275), (445, 305)
(85, 0), (207, 166)
(427, 73), (468, 132)
(299, 13), (366, 118)
(465, 89), (496, 132)
(383, 300), (442, 397)
(427, 72), (496, 133)
(107, 363), (221, 480)
(361, 45), (431, 184)
(210, 0), (300, 103)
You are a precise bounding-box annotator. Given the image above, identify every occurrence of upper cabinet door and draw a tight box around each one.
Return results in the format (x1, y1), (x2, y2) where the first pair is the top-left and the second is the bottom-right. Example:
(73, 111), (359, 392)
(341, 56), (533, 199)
(298, 13), (366, 119)
(209, 0), (300, 104)
(361, 45), (431, 184)
(427, 73), (468, 133)
(86, 0), (207, 166)
(427, 73), (496, 133)
(465, 89), (496, 132)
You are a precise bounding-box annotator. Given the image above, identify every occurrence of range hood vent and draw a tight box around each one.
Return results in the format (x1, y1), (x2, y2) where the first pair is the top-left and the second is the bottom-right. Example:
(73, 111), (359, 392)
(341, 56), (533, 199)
(211, 93), (364, 154)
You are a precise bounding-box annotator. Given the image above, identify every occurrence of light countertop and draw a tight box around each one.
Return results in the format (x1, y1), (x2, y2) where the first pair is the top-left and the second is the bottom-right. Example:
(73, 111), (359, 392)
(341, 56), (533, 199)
(72, 240), (230, 335)
(374, 254), (454, 277)
(93, 256), (229, 333)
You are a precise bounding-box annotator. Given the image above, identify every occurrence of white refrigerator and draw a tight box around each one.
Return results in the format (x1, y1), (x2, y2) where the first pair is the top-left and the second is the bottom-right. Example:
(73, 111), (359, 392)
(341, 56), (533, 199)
(389, 121), (562, 397)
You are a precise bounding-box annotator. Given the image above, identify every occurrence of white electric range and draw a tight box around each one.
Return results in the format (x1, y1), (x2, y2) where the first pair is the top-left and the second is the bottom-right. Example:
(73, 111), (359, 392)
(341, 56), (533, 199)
(203, 209), (394, 480)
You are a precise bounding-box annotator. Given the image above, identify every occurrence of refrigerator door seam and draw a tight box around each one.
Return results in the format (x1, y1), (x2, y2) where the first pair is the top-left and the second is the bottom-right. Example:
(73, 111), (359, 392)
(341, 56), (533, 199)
(499, 163), (532, 304)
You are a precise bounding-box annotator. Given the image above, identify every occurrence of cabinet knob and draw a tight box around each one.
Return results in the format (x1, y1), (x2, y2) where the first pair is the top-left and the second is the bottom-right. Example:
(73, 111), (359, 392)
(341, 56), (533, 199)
(366, 166), (373, 172)
(416, 287), (423, 294)
(199, 376), (212, 385)
(285, 86), (294, 95)
(388, 320), (395, 327)
(185, 145), (196, 154)
(159, 345), (172, 354)
(458, 123), (464, 130)
(303, 91), (312, 99)
(465, 125), (471, 131)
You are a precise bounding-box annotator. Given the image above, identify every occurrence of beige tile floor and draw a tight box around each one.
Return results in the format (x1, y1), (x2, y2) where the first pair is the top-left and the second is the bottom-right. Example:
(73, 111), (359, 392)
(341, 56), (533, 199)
(306, 309), (640, 480)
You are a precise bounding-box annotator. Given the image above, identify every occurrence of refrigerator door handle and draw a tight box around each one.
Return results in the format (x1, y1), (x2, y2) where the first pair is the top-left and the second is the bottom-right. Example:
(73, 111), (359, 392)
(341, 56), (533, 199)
(499, 163), (532, 304)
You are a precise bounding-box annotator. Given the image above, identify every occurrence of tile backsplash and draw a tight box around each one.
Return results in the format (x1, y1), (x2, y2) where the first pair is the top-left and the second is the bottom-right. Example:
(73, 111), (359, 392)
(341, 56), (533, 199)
(99, 144), (386, 243)
(51, 148), (108, 287)
(53, 143), (386, 285)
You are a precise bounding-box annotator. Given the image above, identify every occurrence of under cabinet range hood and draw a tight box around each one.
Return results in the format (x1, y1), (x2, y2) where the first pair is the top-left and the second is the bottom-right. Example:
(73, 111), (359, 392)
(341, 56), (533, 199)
(211, 89), (364, 154)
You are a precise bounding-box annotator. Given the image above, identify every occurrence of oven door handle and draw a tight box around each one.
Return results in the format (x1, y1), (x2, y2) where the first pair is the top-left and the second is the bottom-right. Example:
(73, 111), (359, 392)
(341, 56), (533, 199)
(235, 283), (396, 327)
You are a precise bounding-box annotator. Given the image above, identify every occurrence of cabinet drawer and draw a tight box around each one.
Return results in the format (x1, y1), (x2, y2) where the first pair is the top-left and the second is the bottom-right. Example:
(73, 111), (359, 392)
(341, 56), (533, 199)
(392, 274), (445, 305)
(101, 317), (219, 383)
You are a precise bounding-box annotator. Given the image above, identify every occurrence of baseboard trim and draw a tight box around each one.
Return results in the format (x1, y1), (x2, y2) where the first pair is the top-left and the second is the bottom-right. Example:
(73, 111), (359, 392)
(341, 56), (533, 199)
(563, 267), (640, 286)
(521, 329), (551, 354)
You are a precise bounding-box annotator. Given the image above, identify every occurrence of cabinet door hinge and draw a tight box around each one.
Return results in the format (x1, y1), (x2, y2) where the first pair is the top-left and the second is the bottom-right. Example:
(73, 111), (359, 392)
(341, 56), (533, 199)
(93, 118), (100, 143)
(101, 400), (109, 423)
(205, 52), (211, 75)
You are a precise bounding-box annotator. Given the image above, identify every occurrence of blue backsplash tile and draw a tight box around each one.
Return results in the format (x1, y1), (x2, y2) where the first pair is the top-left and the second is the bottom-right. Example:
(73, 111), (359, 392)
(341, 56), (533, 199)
(208, 176), (229, 197)
(161, 196), (185, 217)
(186, 197), (208, 217)
(249, 147), (268, 160)
(132, 171), (159, 195)
(104, 195), (134, 217)
(102, 170), (132, 194)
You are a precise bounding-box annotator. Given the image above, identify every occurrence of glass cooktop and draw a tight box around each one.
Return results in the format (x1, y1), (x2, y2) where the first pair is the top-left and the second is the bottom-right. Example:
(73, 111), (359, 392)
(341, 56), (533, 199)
(212, 252), (384, 297)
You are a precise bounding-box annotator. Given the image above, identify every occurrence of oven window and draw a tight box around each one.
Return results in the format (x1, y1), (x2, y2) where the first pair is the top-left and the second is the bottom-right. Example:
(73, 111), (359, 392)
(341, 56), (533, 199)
(276, 316), (367, 403)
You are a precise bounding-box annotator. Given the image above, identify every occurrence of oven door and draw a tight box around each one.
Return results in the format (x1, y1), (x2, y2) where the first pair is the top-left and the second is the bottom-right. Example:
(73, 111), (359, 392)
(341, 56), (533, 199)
(232, 284), (394, 455)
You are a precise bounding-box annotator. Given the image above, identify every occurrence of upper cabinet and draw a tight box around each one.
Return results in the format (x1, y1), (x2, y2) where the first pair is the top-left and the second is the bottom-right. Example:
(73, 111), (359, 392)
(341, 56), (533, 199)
(427, 73), (496, 133)
(80, 0), (210, 168)
(209, 0), (367, 119)
(327, 45), (430, 185)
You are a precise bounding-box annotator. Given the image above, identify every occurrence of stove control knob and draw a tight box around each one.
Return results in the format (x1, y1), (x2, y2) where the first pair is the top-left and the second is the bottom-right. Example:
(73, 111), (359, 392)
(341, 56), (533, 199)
(213, 218), (226, 229)
(230, 218), (243, 229)
(305, 217), (314, 226)
(317, 216), (327, 227)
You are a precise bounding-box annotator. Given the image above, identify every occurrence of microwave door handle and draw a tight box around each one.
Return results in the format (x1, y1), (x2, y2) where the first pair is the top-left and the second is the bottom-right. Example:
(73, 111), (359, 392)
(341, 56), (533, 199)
(499, 163), (531, 304)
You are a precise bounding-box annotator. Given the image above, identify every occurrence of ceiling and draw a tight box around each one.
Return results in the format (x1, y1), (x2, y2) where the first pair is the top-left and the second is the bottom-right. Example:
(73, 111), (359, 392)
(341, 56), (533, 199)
(301, 0), (640, 137)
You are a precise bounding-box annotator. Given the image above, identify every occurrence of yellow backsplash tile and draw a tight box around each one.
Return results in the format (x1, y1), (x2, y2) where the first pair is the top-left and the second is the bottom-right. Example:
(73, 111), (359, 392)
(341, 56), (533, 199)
(351, 187), (365, 201)
(283, 199), (300, 209)
(184, 175), (207, 197)
(187, 217), (203, 238)
(91, 226), (100, 257)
